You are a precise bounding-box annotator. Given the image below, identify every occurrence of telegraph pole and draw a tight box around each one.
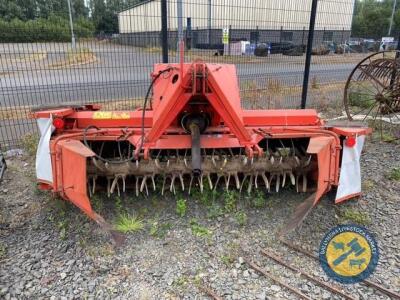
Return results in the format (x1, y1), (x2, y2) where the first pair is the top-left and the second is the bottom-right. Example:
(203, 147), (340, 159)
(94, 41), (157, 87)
(388, 0), (397, 36)
(67, 0), (76, 48)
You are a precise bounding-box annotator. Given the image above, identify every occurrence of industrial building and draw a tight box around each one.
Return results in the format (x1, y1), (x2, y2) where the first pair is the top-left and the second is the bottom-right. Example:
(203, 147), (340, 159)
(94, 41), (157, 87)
(118, 0), (355, 48)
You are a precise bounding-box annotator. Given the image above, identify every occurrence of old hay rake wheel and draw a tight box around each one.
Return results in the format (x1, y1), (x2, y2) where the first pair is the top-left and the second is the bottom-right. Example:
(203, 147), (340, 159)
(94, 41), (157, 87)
(344, 51), (400, 133)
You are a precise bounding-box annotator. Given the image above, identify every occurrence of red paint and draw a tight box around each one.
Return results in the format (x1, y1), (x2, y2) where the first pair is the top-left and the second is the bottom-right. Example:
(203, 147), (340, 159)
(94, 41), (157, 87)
(345, 136), (356, 147)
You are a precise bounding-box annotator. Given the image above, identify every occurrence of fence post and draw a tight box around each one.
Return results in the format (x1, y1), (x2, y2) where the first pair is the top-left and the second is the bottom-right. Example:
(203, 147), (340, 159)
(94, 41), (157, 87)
(301, 0), (318, 109)
(228, 25), (232, 55)
(161, 0), (168, 63)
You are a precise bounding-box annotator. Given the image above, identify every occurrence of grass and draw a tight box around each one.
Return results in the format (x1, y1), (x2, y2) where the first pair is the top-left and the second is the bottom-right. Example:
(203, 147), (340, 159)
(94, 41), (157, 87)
(190, 219), (212, 238)
(49, 48), (97, 69)
(223, 190), (238, 213)
(114, 213), (144, 233)
(339, 207), (371, 225)
(0, 243), (6, 259)
(149, 220), (172, 238)
(251, 190), (266, 208)
(234, 211), (247, 226)
(388, 168), (400, 181)
(21, 132), (39, 156)
(176, 198), (187, 217)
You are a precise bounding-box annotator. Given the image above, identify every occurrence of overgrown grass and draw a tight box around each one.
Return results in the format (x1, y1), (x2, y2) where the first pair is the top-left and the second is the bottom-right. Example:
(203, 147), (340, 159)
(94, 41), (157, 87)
(21, 132), (39, 156)
(234, 211), (247, 226)
(339, 207), (371, 225)
(114, 213), (144, 233)
(149, 220), (172, 238)
(176, 198), (187, 217)
(50, 47), (96, 68)
(388, 167), (400, 181)
(190, 219), (212, 238)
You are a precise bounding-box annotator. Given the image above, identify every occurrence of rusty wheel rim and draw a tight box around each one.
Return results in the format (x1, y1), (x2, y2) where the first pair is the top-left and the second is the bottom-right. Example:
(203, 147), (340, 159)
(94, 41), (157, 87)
(344, 50), (400, 128)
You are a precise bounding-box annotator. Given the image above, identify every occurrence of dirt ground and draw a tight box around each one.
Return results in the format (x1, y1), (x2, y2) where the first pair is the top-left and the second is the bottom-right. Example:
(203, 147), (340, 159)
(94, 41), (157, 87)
(0, 134), (399, 299)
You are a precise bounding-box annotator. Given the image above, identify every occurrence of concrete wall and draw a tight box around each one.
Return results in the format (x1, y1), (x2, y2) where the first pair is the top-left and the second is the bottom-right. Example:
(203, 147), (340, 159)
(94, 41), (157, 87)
(118, 0), (355, 33)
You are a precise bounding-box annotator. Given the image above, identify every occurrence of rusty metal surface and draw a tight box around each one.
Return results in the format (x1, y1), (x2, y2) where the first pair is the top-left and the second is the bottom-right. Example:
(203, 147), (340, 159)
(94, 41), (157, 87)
(260, 248), (356, 300)
(344, 51), (400, 124)
(280, 239), (400, 300)
(243, 257), (312, 300)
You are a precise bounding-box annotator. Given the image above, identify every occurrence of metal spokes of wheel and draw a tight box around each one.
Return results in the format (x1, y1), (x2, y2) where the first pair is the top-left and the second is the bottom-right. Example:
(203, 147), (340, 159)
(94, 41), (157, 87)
(344, 51), (400, 130)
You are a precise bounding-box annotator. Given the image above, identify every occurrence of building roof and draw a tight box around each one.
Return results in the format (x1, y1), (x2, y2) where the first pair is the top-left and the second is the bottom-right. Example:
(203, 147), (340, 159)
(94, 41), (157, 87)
(118, 0), (155, 13)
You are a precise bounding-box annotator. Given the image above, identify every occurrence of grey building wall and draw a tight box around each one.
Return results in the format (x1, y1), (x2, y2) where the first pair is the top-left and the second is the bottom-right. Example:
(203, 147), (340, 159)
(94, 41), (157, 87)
(118, 28), (351, 49)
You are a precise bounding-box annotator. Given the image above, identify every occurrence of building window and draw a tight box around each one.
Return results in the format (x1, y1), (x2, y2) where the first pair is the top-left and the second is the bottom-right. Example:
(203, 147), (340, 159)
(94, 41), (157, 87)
(323, 31), (333, 42)
(281, 31), (293, 42)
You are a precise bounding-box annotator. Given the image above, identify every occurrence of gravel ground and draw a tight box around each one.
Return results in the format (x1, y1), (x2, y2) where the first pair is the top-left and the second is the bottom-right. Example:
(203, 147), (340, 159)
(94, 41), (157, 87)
(0, 137), (399, 300)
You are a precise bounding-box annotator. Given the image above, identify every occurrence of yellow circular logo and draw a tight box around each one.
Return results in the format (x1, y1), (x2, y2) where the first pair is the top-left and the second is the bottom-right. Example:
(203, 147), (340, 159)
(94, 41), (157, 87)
(319, 225), (379, 283)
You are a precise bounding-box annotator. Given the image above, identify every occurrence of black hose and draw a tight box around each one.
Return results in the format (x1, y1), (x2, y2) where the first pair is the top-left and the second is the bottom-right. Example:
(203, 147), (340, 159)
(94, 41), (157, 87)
(83, 67), (175, 163)
(137, 67), (174, 156)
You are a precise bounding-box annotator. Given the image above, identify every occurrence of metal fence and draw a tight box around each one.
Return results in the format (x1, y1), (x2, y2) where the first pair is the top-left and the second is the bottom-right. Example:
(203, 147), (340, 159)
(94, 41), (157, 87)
(0, 0), (384, 149)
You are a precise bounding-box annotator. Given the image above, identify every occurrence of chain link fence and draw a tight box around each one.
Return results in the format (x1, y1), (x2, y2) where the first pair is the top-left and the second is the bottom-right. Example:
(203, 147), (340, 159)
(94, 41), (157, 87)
(0, 0), (390, 149)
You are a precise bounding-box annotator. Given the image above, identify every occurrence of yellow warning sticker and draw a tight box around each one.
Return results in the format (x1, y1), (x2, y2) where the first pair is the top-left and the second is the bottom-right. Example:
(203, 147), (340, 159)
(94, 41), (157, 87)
(93, 111), (130, 119)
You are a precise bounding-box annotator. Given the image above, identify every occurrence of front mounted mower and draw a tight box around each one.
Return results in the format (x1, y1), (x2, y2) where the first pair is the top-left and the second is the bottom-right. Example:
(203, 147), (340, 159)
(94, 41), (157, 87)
(32, 61), (370, 238)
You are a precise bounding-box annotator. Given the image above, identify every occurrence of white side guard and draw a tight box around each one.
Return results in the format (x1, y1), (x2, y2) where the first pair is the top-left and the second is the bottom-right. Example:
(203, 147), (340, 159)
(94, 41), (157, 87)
(35, 118), (54, 183)
(335, 135), (365, 203)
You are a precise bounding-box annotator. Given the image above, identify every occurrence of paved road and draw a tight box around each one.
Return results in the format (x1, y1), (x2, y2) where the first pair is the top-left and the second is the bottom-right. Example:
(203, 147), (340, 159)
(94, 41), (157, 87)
(1, 43), (356, 107)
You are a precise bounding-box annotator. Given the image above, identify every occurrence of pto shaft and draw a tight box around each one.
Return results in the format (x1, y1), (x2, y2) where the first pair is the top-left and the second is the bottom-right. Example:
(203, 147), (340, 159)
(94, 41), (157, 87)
(189, 122), (202, 176)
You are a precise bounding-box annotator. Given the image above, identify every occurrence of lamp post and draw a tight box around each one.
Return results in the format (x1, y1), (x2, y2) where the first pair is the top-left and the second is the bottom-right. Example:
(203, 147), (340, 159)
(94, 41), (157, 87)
(67, 0), (76, 48)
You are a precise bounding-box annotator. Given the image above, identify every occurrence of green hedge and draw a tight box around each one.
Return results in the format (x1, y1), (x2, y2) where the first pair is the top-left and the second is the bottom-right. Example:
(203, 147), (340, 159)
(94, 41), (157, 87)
(0, 16), (95, 42)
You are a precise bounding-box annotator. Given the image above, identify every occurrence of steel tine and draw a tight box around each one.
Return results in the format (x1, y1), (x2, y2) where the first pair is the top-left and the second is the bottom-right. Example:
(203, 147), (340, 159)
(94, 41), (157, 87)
(282, 172), (286, 187)
(240, 175), (248, 194)
(151, 175), (156, 191)
(214, 175), (221, 191)
(116, 182), (120, 197)
(107, 177), (111, 198)
(276, 175), (280, 192)
(122, 176), (126, 193)
(135, 177), (140, 197)
(261, 172), (270, 191)
(212, 156), (217, 167)
(270, 156), (275, 165)
(247, 175), (253, 194)
(234, 172), (240, 189)
(188, 175), (194, 195)
(296, 175), (299, 193)
(225, 174), (231, 190)
(140, 175), (148, 193)
(289, 171), (295, 185)
(254, 172), (259, 189)
(155, 158), (161, 169)
(179, 173), (185, 191)
(302, 174), (307, 193)
(161, 176), (167, 196)
(135, 160), (139, 169)
(88, 179), (92, 198)
(199, 175), (204, 193)
(242, 156), (248, 166)
(222, 157), (228, 168)
(170, 174), (176, 193)
(92, 176), (96, 195)
(304, 155), (312, 167)
(110, 176), (119, 194)
(294, 156), (300, 166)
(207, 173), (213, 190)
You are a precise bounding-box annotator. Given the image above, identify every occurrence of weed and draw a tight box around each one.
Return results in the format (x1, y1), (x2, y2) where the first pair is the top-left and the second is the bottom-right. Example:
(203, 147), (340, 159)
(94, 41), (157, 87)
(190, 219), (212, 238)
(173, 275), (189, 287)
(223, 190), (238, 213)
(252, 190), (266, 208)
(339, 207), (371, 225)
(207, 203), (224, 219)
(362, 180), (375, 191)
(311, 76), (319, 89)
(57, 219), (69, 240)
(235, 211), (248, 226)
(115, 195), (123, 213)
(176, 198), (187, 217)
(0, 243), (6, 259)
(21, 132), (39, 156)
(349, 91), (375, 109)
(90, 195), (103, 212)
(221, 254), (235, 266)
(114, 213), (144, 233)
(149, 221), (172, 238)
(389, 168), (400, 181)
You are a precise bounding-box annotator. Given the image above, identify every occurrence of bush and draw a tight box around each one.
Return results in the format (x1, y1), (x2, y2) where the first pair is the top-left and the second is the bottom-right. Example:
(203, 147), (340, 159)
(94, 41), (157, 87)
(0, 16), (94, 43)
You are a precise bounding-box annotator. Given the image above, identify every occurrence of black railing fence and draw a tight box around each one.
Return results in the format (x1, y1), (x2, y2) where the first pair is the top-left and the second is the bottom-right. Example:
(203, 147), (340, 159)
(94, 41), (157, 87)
(0, 0), (387, 149)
